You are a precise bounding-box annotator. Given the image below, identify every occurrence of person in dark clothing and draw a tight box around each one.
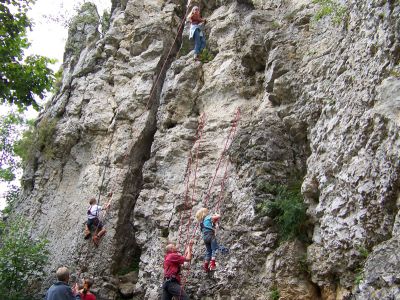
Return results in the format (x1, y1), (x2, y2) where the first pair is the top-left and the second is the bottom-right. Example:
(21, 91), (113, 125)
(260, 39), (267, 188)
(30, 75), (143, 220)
(45, 267), (80, 300)
(162, 242), (193, 300)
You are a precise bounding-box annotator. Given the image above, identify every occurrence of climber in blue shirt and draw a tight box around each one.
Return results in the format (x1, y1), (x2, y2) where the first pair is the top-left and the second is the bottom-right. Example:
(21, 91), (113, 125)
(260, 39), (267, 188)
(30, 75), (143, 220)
(195, 207), (221, 272)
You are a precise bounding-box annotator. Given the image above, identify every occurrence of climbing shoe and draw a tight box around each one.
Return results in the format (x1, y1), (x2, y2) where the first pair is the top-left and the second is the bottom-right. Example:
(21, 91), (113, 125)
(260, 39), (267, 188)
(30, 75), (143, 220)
(93, 235), (100, 247)
(209, 259), (216, 271)
(203, 261), (209, 273)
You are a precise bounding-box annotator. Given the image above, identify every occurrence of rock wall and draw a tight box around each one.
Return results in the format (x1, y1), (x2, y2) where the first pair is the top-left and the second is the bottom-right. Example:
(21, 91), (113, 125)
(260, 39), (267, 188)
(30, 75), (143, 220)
(14, 0), (400, 299)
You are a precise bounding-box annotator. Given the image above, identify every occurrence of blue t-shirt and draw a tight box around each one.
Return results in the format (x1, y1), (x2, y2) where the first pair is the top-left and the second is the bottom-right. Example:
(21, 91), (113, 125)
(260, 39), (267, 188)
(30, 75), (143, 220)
(45, 281), (79, 300)
(201, 215), (214, 235)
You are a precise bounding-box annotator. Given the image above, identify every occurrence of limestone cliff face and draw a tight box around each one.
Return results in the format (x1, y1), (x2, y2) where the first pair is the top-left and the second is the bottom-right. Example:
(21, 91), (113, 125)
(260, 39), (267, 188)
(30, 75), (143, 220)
(14, 0), (400, 299)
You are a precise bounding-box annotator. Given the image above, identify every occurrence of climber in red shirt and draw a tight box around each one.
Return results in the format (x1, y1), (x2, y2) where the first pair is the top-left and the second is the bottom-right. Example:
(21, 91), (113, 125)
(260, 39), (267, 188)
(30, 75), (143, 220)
(188, 6), (206, 61)
(162, 241), (193, 300)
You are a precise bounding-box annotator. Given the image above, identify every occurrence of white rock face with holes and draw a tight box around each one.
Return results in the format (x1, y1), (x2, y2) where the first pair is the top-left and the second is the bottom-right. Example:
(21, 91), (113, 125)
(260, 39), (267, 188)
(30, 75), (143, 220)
(12, 0), (400, 299)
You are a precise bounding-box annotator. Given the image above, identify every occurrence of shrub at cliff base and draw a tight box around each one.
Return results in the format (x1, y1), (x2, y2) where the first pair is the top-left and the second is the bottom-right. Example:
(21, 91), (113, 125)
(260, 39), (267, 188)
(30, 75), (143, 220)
(0, 218), (49, 299)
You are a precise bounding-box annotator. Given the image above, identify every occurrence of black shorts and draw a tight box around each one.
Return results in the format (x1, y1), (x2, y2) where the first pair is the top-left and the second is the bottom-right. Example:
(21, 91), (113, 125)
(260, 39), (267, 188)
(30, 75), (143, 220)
(87, 218), (103, 230)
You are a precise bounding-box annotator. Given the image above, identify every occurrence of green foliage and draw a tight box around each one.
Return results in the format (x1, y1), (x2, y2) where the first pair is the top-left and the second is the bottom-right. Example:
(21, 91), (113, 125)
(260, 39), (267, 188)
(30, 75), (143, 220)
(14, 117), (58, 164)
(1, 185), (21, 215)
(0, 112), (25, 182)
(100, 10), (111, 35)
(354, 267), (364, 285)
(389, 69), (400, 78)
(51, 66), (63, 93)
(271, 21), (280, 29)
(269, 287), (280, 300)
(0, 218), (49, 299)
(356, 245), (369, 259)
(256, 182), (308, 241)
(199, 48), (214, 63)
(312, 0), (348, 25)
(0, 0), (55, 110)
(353, 244), (369, 285)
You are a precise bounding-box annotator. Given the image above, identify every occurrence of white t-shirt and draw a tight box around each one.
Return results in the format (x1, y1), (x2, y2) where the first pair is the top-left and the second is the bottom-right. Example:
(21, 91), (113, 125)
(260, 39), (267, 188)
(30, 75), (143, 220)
(87, 204), (102, 219)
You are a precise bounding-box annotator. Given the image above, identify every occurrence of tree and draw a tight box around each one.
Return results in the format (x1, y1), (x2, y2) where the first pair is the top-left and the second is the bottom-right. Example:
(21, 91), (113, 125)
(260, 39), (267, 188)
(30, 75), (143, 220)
(0, 217), (49, 299)
(0, 0), (55, 111)
(0, 112), (25, 182)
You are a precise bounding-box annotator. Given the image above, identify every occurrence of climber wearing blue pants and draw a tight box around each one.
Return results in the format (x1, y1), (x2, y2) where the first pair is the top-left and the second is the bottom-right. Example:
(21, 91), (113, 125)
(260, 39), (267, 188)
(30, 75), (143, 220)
(188, 6), (206, 60)
(195, 207), (221, 272)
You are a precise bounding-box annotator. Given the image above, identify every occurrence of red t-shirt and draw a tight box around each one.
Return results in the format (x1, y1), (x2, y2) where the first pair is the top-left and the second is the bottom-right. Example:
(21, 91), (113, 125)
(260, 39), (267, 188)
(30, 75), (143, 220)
(80, 292), (96, 300)
(190, 14), (203, 25)
(164, 252), (186, 283)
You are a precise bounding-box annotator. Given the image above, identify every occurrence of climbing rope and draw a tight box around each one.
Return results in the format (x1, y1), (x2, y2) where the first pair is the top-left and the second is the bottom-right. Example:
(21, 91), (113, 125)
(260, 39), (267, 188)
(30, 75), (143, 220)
(96, 123), (115, 207)
(203, 108), (241, 208)
(179, 108), (241, 294)
(92, 120), (116, 232)
(145, 0), (193, 110)
(77, 0), (195, 277)
(214, 110), (240, 214)
(183, 107), (240, 245)
(177, 113), (206, 250)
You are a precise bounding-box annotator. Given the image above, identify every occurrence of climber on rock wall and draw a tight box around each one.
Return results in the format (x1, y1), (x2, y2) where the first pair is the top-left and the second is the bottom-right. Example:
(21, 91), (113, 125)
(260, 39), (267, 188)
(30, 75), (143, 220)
(188, 5), (206, 61)
(84, 192), (112, 246)
(195, 207), (221, 272)
(162, 241), (193, 300)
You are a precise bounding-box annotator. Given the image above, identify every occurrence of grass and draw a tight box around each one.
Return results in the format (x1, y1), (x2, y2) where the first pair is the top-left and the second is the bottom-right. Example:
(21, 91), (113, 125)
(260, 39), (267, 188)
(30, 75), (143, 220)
(256, 181), (308, 241)
(269, 287), (280, 300)
(312, 0), (348, 25)
(271, 21), (280, 29)
(354, 267), (364, 284)
(199, 48), (214, 63)
(356, 245), (369, 259)
(353, 245), (370, 285)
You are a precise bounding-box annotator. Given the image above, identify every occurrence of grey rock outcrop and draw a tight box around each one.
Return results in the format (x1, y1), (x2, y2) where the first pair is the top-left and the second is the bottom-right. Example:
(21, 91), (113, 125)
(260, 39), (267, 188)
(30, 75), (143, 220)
(13, 0), (400, 299)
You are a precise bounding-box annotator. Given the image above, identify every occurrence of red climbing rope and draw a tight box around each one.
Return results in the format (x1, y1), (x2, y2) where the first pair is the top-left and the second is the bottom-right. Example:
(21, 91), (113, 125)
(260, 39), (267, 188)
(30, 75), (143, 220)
(177, 113), (206, 250)
(179, 108), (241, 294)
(215, 110), (240, 213)
(203, 108), (241, 208)
(183, 113), (206, 248)
(182, 107), (241, 249)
